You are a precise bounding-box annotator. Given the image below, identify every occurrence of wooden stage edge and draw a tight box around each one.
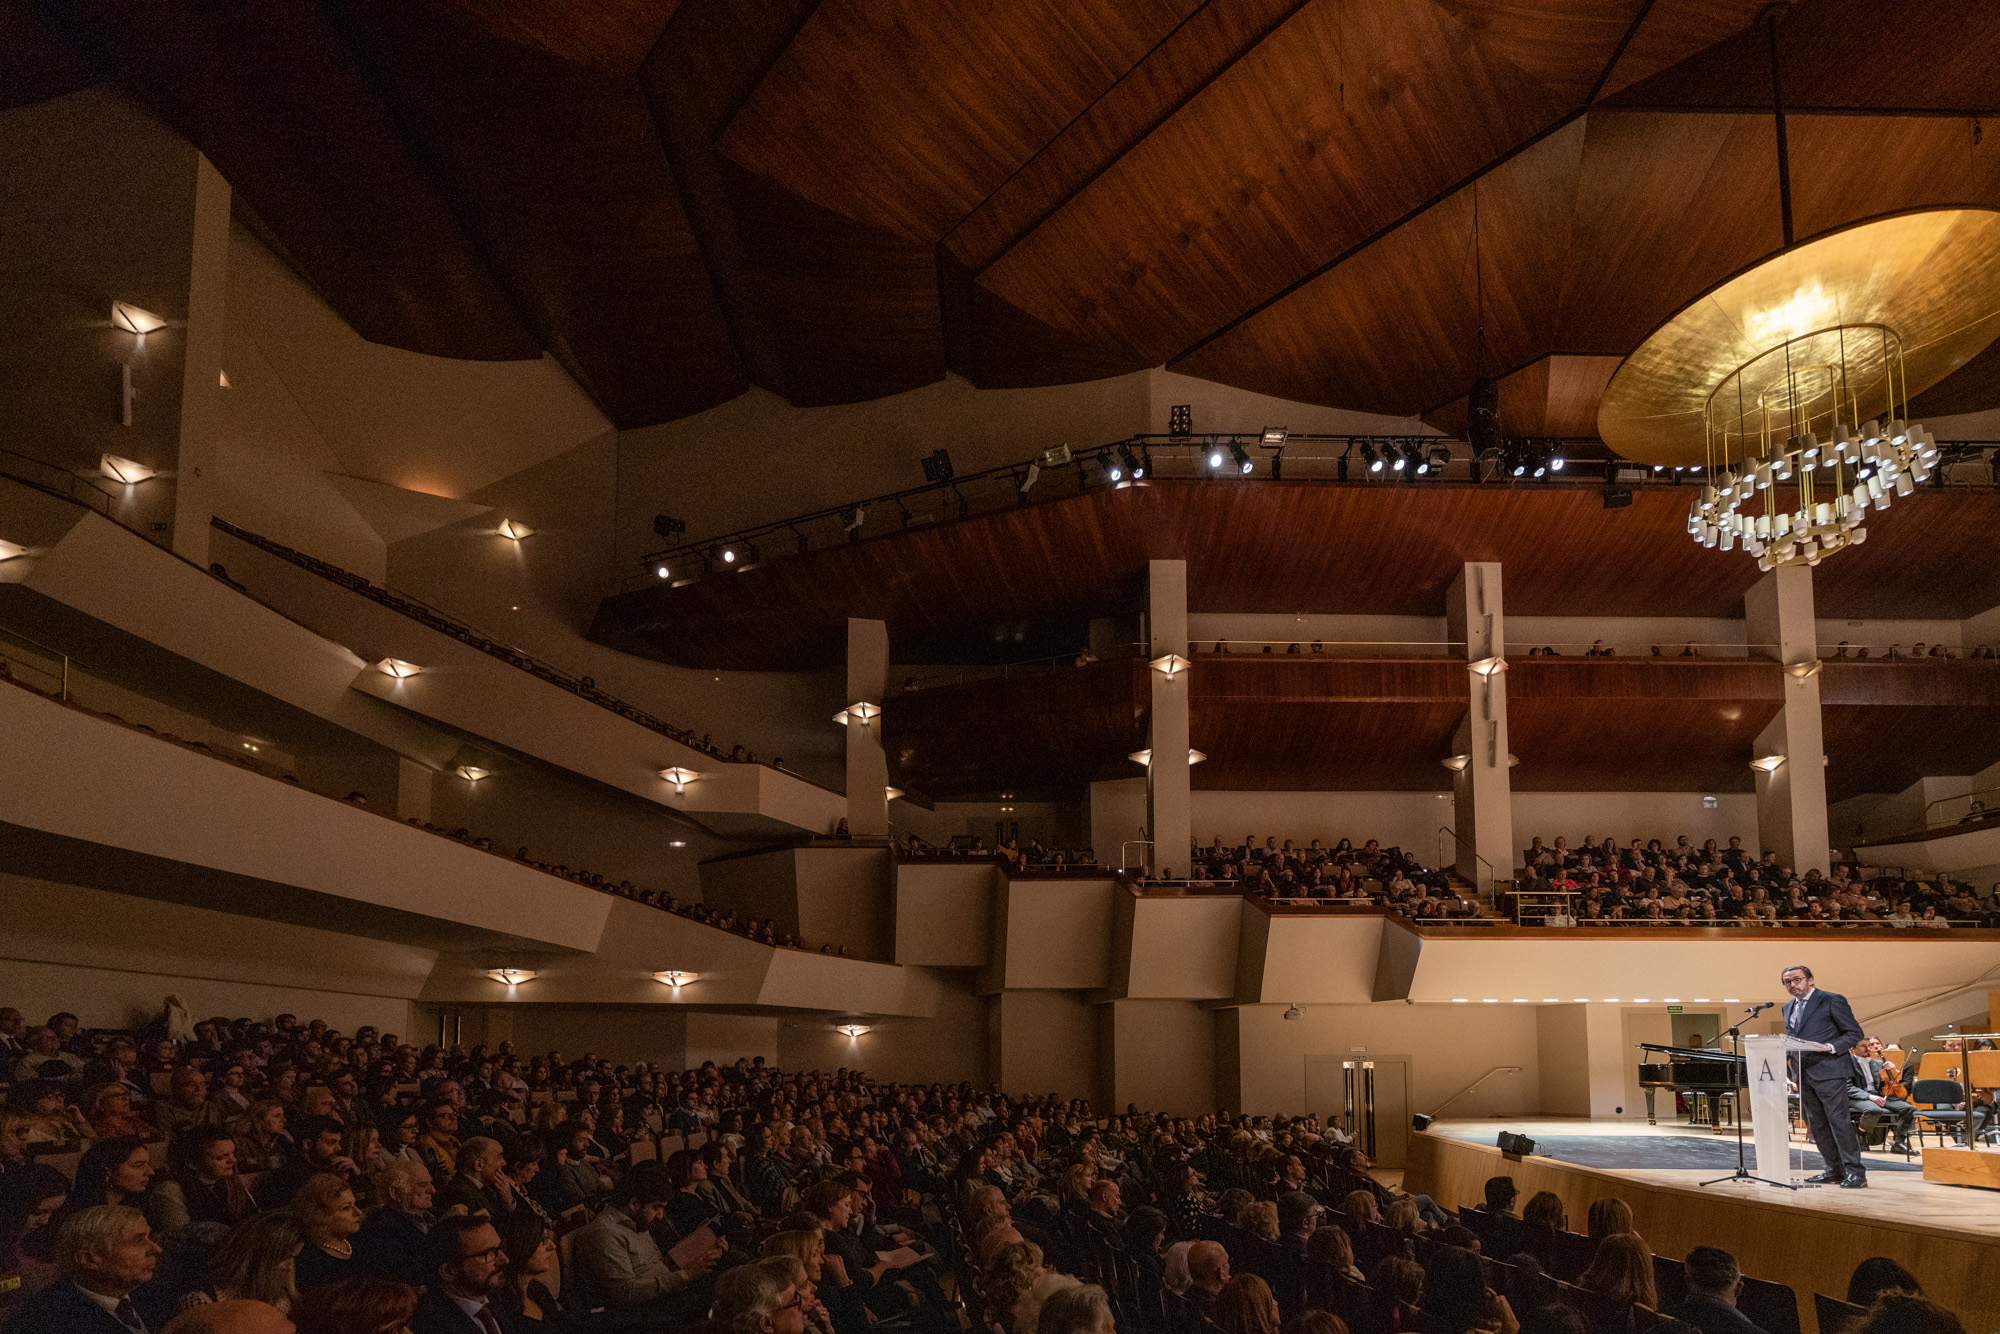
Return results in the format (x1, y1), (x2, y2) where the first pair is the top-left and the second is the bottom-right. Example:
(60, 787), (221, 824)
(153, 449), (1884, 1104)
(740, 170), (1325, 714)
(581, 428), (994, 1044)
(1403, 1131), (2000, 1334)
(1922, 1145), (2000, 1190)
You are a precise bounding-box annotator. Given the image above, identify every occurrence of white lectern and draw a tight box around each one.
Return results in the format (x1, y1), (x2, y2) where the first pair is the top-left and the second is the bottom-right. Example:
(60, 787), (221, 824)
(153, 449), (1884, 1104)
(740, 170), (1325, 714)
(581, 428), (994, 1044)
(1740, 1033), (1830, 1186)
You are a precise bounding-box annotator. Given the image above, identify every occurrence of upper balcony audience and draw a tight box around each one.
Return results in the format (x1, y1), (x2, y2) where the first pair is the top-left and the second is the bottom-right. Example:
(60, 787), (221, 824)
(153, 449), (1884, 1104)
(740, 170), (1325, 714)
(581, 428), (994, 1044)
(0, 1001), (1974, 1334)
(1516, 835), (2000, 928)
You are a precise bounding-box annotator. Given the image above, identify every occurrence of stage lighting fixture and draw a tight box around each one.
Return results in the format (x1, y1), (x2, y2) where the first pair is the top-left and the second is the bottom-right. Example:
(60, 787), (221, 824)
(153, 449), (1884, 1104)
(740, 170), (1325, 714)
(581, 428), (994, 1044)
(844, 505), (868, 531)
(921, 449), (955, 483)
(720, 545), (736, 564)
(1413, 447), (1431, 476)
(1139, 446), (1154, 477)
(1362, 442), (1381, 473)
(1118, 445), (1144, 479)
(1262, 426), (1289, 448)
(1411, 1113), (1435, 1131)
(1230, 443), (1252, 474)
(1207, 444), (1226, 470)
(653, 514), (686, 539)
(1019, 463), (1041, 494)
(1532, 452), (1548, 479)
(1391, 444), (1407, 471)
(1168, 404), (1193, 437)
(1271, 451), (1284, 480)
(654, 564), (671, 579)
(1107, 457), (1123, 482)
(1496, 1131), (1538, 1156)
(1550, 449), (1566, 472)
(1511, 451), (1527, 478)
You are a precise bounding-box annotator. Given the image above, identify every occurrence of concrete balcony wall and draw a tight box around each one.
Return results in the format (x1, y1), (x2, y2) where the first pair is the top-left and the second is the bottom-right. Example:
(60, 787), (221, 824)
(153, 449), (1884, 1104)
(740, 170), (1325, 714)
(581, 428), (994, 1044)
(1855, 823), (2000, 875)
(3, 873), (432, 1037)
(1, 679), (609, 952)
(894, 863), (997, 967)
(1115, 894), (1242, 999)
(1238, 912), (1388, 1005)
(701, 845), (895, 960)
(983, 877), (1118, 992)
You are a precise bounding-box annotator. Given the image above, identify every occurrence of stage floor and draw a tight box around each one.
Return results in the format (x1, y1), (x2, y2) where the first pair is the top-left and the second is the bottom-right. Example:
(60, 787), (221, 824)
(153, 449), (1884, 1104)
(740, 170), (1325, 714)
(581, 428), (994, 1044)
(1432, 1117), (2000, 1238)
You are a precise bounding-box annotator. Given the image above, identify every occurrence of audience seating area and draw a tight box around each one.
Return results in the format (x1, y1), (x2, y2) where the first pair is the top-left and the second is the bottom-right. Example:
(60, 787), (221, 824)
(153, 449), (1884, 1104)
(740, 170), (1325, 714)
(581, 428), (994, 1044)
(1512, 835), (2000, 928)
(0, 1004), (1967, 1334)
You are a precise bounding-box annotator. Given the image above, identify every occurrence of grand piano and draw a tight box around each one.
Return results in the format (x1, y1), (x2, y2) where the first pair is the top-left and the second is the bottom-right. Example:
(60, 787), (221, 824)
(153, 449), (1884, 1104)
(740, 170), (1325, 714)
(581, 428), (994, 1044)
(1638, 1043), (1746, 1127)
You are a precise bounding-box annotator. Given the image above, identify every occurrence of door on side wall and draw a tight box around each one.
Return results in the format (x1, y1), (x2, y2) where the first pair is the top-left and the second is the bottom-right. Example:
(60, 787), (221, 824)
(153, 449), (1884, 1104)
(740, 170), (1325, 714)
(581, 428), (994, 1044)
(1306, 1055), (1413, 1168)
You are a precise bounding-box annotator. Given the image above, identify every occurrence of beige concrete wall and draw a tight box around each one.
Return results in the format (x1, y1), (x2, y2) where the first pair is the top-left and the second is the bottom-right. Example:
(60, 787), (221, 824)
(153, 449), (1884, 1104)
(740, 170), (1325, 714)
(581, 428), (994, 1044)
(1106, 1000), (1216, 1115)
(794, 846), (894, 961)
(2, 678), (609, 951)
(993, 880), (1116, 990)
(991, 991), (1101, 1104)
(1229, 1002), (1540, 1119)
(1244, 915), (1386, 1005)
(1121, 895), (1241, 999)
(894, 863), (996, 967)
(0, 89), (196, 546)
(778, 968), (989, 1085)
(1534, 1004), (1592, 1117)
(2, 874), (430, 1034)
(687, 1014), (780, 1068)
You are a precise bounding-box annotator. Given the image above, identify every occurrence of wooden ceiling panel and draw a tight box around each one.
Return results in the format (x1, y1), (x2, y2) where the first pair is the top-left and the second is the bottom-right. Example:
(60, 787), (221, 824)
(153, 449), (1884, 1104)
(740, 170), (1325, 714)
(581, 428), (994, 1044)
(55, 0), (540, 362)
(1823, 703), (2000, 802)
(1173, 120), (1586, 416)
(719, 0), (1199, 242)
(1429, 0), (1641, 101)
(330, 0), (746, 427)
(1556, 111), (1781, 354)
(1809, 491), (2000, 620)
(944, 0), (1309, 276)
(430, 0), (683, 77)
(1191, 699), (1468, 791)
(1591, 0), (1769, 101)
(884, 660), (1150, 797)
(978, 0), (1614, 367)
(1786, 116), (2000, 245)
(1909, 336), (2000, 419)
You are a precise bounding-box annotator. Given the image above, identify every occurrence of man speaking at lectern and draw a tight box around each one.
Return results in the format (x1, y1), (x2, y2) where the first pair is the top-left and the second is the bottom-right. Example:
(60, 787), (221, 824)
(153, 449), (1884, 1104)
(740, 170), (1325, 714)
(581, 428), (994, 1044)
(1781, 965), (1867, 1188)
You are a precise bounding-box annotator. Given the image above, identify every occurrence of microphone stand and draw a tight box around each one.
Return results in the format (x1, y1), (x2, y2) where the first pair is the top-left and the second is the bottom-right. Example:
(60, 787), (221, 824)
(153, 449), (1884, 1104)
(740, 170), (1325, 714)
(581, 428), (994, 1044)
(1701, 1002), (1800, 1190)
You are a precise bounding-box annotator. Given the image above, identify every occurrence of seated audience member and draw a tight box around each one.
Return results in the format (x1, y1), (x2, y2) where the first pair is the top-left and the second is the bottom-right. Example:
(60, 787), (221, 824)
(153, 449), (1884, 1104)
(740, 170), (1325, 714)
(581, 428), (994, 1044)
(81, 1084), (157, 1144)
(1576, 1234), (1657, 1334)
(1852, 1297), (1965, 1334)
(354, 1159), (436, 1287)
(231, 1103), (294, 1175)
(1585, 1198), (1633, 1240)
(1847, 1258), (1921, 1308)
(288, 1277), (418, 1334)
(435, 1137), (516, 1220)
(411, 1214), (511, 1334)
(1668, 1247), (1766, 1334)
(153, 1069), (224, 1139)
(1424, 1242), (1517, 1334)
(148, 1127), (259, 1237)
(0, 1163), (70, 1319)
(13, 1029), (84, 1085)
(70, 1138), (157, 1214)
(1038, 1282), (1116, 1334)
(492, 1211), (560, 1327)
(1216, 1273), (1281, 1334)
(1185, 1240), (1232, 1328)
(713, 1256), (810, 1334)
(8, 1204), (161, 1334)
(290, 1174), (364, 1293)
(569, 1160), (719, 1321)
(178, 1211), (306, 1315)
(257, 1119), (356, 1211)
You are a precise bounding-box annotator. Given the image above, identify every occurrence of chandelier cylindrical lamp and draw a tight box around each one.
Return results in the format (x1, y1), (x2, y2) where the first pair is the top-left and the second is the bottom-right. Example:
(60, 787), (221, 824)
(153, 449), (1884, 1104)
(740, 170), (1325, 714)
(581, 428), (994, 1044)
(1687, 323), (1936, 571)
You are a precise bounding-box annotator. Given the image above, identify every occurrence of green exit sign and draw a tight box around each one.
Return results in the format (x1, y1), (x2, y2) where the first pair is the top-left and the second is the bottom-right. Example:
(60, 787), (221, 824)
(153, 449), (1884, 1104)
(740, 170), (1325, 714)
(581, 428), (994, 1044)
(1667, 1005), (1683, 1014)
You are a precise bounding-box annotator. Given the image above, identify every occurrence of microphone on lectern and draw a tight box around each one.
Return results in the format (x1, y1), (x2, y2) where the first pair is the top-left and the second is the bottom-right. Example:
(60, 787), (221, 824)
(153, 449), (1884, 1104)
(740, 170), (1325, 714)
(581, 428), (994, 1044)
(1746, 1001), (1775, 1014)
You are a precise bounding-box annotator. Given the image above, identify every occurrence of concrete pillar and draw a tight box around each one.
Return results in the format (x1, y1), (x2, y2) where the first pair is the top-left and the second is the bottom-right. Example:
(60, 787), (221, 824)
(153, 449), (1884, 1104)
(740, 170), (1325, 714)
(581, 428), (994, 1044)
(845, 618), (889, 837)
(1145, 560), (1190, 875)
(1745, 567), (1831, 874)
(171, 155), (231, 568)
(396, 757), (434, 824)
(1445, 563), (1512, 892)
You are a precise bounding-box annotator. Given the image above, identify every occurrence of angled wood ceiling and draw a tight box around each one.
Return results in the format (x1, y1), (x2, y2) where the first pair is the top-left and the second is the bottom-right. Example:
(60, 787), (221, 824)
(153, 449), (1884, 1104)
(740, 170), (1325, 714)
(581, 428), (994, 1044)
(12, 0), (2000, 429)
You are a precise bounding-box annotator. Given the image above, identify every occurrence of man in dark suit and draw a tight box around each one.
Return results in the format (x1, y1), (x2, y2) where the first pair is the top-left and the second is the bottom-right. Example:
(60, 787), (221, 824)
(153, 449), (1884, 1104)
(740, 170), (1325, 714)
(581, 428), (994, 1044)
(411, 1214), (516, 1334)
(9, 1204), (162, 1334)
(1780, 964), (1868, 1187)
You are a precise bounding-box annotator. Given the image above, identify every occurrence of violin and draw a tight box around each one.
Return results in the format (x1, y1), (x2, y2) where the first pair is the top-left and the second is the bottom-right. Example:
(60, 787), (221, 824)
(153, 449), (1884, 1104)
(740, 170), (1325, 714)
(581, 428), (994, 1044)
(1881, 1060), (1908, 1102)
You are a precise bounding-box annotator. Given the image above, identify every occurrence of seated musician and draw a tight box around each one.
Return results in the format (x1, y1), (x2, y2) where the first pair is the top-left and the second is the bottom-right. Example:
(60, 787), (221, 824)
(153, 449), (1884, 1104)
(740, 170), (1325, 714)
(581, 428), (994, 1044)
(1924, 1037), (1996, 1143)
(1846, 1038), (1915, 1153)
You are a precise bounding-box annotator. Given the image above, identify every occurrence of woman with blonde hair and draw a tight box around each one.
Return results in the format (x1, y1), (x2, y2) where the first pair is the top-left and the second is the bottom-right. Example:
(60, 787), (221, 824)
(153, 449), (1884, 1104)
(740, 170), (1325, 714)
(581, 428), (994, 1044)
(1383, 1199), (1423, 1235)
(1037, 1282), (1114, 1334)
(1585, 1197), (1633, 1240)
(1216, 1273), (1281, 1334)
(1015, 1270), (1079, 1334)
(1340, 1189), (1379, 1229)
(1243, 1200), (1280, 1243)
(178, 1210), (304, 1314)
(764, 1229), (837, 1334)
(291, 1172), (364, 1293)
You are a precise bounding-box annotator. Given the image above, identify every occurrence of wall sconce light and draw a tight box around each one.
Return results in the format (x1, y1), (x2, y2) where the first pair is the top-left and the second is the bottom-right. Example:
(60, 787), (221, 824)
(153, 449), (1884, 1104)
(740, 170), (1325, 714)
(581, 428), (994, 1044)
(456, 765), (490, 781)
(1507, 754), (1520, 768)
(1283, 1004), (1303, 1021)
(1749, 755), (1785, 772)
(1128, 749), (1206, 767)
(497, 519), (534, 541)
(111, 301), (166, 335)
(1468, 656), (1507, 677)
(653, 970), (702, 987)
(0, 539), (24, 562)
(100, 453), (156, 485)
(669, 839), (688, 848)
(833, 701), (883, 728)
(1440, 755), (1470, 771)
(836, 1023), (870, 1038)
(376, 658), (423, 678)
(486, 968), (536, 987)
(659, 766), (701, 793)
(1784, 659), (1823, 680)
(1149, 653), (1192, 677)
(885, 787), (905, 801)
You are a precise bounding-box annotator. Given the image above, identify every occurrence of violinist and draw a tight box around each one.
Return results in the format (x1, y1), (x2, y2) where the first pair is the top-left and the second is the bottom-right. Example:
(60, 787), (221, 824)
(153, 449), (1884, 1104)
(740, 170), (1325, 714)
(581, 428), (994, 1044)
(1847, 1037), (1915, 1153)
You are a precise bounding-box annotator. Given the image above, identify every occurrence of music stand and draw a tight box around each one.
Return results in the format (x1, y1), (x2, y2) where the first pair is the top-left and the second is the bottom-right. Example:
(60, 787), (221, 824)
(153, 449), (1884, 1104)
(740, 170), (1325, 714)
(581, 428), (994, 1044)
(1700, 1006), (1803, 1190)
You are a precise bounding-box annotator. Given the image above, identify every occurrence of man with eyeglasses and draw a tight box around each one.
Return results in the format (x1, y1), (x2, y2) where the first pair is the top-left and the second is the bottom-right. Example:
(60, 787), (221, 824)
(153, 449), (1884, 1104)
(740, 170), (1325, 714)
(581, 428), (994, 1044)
(713, 1257), (810, 1334)
(412, 1215), (513, 1334)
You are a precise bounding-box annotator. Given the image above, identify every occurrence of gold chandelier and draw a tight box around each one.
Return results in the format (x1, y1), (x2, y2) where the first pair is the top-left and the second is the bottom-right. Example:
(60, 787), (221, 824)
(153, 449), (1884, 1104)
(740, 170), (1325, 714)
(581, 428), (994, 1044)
(1688, 323), (1938, 570)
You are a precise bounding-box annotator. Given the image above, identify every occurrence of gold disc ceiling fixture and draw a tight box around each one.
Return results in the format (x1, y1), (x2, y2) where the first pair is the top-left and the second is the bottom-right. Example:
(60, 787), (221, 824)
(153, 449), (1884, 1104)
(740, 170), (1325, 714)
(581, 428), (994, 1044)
(1597, 209), (2000, 569)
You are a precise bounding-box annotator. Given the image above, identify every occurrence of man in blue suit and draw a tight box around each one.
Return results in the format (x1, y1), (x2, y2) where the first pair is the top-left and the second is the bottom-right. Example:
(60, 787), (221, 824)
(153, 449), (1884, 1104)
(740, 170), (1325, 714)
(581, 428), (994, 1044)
(1780, 964), (1868, 1188)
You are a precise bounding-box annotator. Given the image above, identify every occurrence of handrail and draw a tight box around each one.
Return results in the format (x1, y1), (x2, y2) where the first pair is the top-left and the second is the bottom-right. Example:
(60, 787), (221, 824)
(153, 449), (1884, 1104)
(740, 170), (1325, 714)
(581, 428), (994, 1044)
(0, 624), (72, 700)
(1426, 1066), (1525, 1119)
(1923, 786), (2000, 828)
(1438, 826), (1494, 881)
(0, 445), (116, 518)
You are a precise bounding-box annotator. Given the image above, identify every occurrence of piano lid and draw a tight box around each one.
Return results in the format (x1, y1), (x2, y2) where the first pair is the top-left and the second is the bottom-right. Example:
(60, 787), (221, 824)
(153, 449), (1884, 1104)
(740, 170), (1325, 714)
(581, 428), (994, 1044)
(1637, 1043), (1743, 1064)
